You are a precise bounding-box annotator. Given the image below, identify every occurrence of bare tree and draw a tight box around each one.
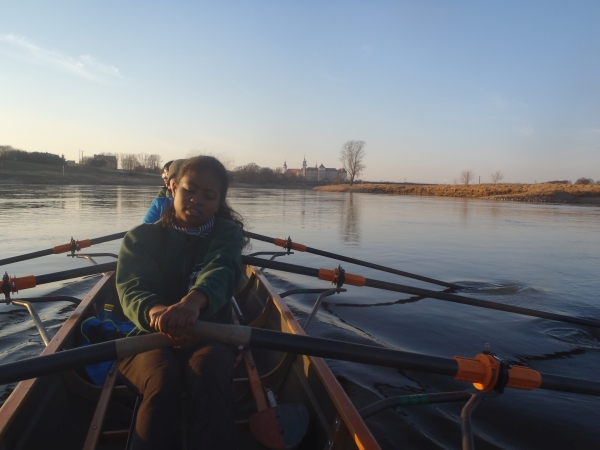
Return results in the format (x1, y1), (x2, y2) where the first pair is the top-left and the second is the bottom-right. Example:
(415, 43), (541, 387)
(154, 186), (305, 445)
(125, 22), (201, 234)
(460, 170), (475, 186)
(136, 153), (150, 169)
(340, 140), (366, 186)
(575, 177), (594, 185)
(121, 154), (139, 171)
(146, 154), (163, 171)
(491, 171), (504, 184)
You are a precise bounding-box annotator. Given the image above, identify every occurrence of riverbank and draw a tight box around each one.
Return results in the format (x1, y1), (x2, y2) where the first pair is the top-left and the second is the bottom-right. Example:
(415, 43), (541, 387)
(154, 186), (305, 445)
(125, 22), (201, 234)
(0, 160), (161, 185)
(315, 183), (600, 204)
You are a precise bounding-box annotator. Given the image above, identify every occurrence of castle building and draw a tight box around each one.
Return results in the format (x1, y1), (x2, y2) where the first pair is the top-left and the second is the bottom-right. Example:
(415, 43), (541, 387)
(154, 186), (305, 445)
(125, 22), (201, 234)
(283, 157), (347, 182)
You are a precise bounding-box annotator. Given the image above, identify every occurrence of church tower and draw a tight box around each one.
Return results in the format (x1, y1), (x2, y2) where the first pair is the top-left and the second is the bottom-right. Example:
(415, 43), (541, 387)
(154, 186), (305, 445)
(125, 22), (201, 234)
(283, 160), (287, 172)
(301, 156), (307, 178)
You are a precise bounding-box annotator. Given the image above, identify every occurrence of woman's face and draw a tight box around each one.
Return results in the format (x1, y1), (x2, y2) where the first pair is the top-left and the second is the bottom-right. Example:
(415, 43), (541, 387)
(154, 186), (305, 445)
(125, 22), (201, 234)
(172, 168), (221, 227)
(162, 169), (169, 188)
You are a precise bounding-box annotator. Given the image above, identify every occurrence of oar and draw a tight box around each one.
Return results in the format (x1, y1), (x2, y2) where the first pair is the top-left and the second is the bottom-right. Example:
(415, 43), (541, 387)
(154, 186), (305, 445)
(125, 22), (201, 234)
(1, 263), (117, 297)
(232, 302), (308, 449)
(244, 231), (459, 289)
(0, 232), (126, 267)
(1, 322), (599, 397)
(242, 256), (600, 330)
(2, 229), (457, 290)
(5, 259), (598, 331)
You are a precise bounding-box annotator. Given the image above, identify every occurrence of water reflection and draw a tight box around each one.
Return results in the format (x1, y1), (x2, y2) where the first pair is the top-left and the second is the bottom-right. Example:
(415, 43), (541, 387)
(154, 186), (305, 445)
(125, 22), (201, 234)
(1, 186), (600, 449)
(459, 198), (470, 223)
(339, 193), (361, 245)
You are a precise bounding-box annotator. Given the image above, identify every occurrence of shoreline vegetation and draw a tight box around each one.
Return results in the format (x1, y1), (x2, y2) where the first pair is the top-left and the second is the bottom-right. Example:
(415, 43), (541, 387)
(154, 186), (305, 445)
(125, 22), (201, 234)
(0, 160), (161, 186)
(2, 160), (599, 205)
(314, 183), (600, 204)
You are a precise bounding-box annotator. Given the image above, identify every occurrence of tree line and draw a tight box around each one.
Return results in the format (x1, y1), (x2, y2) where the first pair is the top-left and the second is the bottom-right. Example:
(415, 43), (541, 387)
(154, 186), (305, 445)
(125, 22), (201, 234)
(84, 153), (163, 172)
(458, 170), (597, 185)
(1, 146), (163, 173)
(0, 145), (65, 165)
(231, 163), (292, 184)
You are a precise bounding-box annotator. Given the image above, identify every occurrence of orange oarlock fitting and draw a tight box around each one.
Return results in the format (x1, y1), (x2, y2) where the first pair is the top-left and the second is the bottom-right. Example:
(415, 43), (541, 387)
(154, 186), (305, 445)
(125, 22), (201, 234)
(274, 238), (307, 252)
(52, 238), (91, 255)
(0, 275), (36, 294)
(507, 365), (542, 390)
(318, 268), (366, 287)
(454, 354), (543, 392)
(453, 354), (500, 391)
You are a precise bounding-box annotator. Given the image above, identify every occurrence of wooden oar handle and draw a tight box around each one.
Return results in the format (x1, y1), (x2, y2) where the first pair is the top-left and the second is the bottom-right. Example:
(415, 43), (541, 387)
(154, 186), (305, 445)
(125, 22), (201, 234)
(114, 322), (253, 359)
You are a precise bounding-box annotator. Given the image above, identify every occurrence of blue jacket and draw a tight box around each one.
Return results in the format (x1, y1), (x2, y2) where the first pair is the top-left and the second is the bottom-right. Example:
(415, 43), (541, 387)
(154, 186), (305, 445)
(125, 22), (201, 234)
(143, 197), (173, 224)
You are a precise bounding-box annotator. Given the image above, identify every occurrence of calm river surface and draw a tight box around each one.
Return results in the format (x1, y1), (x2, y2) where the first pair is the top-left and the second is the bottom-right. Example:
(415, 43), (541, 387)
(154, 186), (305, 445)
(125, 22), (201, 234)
(1, 185), (599, 449)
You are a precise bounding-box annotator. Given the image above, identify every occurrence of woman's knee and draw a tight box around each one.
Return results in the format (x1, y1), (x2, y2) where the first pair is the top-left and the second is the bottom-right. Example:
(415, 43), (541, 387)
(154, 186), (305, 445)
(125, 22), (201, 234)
(187, 342), (235, 378)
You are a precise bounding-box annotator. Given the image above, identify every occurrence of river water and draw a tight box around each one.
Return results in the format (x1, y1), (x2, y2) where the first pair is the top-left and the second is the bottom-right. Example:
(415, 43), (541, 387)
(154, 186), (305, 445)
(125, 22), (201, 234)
(1, 185), (599, 449)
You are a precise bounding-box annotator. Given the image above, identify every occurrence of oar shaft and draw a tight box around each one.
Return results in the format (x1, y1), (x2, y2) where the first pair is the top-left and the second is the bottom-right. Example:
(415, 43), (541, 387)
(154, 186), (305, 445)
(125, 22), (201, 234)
(244, 231), (458, 289)
(0, 334), (170, 385)
(243, 255), (318, 277)
(540, 373), (600, 396)
(0, 249), (54, 266)
(35, 262), (117, 285)
(1, 322), (599, 397)
(243, 256), (600, 329)
(89, 231), (127, 246)
(362, 279), (600, 329)
(250, 327), (457, 375)
(0, 232), (127, 267)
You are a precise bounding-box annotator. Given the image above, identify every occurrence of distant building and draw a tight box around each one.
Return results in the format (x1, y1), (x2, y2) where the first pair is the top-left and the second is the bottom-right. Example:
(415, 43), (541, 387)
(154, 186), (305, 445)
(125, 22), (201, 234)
(283, 157), (347, 182)
(65, 160), (77, 166)
(93, 154), (117, 169)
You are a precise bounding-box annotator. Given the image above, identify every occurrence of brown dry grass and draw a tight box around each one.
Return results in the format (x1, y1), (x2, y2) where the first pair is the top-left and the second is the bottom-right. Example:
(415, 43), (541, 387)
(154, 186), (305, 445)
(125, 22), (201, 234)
(315, 183), (600, 204)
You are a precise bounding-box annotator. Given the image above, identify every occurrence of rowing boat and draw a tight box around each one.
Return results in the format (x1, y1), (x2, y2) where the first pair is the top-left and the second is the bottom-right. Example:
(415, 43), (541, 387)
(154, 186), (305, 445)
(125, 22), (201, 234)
(0, 264), (380, 450)
(2, 232), (600, 450)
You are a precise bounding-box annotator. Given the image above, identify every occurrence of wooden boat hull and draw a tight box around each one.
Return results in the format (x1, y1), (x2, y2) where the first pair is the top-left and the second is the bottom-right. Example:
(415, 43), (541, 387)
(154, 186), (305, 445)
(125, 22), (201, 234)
(0, 265), (380, 450)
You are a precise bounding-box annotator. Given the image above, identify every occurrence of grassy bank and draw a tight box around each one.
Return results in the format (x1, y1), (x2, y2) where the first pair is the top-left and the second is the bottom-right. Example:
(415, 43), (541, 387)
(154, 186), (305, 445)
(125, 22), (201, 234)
(0, 160), (161, 186)
(315, 183), (600, 204)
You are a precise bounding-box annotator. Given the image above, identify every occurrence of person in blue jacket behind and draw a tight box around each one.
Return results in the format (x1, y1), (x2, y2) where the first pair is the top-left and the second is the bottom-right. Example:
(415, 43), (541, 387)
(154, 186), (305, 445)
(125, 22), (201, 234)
(143, 159), (185, 223)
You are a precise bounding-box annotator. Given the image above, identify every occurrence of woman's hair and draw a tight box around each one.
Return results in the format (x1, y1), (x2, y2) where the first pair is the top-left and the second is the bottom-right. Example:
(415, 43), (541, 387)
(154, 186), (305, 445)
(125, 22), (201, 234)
(162, 160), (174, 171)
(160, 156), (245, 233)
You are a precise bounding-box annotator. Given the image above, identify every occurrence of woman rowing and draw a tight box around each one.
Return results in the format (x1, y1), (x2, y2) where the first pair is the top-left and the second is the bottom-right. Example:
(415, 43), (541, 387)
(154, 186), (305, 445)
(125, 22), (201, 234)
(116, 156), (244, 449)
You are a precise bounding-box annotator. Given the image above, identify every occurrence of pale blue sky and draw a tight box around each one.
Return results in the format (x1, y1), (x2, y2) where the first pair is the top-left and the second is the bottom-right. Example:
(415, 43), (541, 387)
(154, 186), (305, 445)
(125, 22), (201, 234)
(1, 1), (599, 183)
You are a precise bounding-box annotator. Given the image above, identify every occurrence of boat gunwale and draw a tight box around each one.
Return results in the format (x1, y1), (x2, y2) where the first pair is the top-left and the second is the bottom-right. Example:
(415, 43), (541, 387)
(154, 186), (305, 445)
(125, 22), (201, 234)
(0, 272), (114, 441)
(248, 265), (380, 450)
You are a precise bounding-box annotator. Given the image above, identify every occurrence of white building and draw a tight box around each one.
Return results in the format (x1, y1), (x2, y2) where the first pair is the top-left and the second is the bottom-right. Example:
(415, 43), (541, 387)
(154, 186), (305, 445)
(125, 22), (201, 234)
(283, 157), (347, 182)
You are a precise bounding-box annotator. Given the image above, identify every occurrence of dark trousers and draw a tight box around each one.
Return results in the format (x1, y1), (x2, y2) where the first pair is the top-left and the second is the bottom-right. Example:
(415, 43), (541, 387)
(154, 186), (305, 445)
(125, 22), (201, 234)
(119, 340), (238, 450)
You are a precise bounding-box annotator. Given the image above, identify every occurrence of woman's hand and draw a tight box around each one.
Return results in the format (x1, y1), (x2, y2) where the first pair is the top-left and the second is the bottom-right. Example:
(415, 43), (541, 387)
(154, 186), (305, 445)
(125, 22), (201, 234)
(152, 291), (208, 347)
(149, 304), (168, 329)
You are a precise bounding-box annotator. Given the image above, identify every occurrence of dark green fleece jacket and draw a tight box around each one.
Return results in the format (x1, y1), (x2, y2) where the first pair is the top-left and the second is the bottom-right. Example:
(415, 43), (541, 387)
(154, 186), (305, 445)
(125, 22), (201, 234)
(116, 218), (243, 335)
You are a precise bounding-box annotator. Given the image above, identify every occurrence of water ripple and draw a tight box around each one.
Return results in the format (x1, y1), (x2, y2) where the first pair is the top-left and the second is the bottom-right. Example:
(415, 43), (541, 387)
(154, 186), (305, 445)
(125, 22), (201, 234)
(546, 328), (600, 350)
